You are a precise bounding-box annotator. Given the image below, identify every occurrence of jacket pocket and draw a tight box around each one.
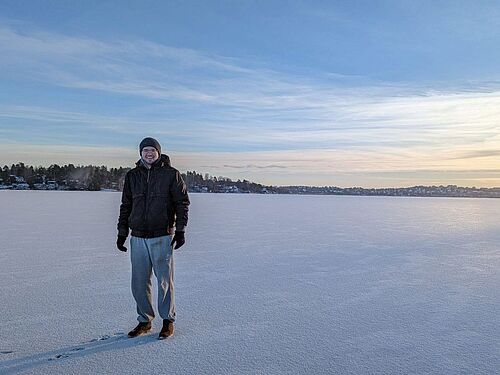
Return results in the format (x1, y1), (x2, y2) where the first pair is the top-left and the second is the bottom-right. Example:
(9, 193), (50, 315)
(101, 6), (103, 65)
(129, 194), (145, 228)
(148, 193), (169, 229)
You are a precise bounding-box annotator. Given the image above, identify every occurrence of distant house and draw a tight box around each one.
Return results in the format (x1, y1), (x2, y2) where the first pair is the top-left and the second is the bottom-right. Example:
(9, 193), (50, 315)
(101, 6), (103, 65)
(46, 181), (58, 190)
(10, 175), (23, 184)
(13, 182), (30, 190)
(33, 180), (58, 190)
(221, 185), (241, 193)
(7, 175), (30, 190)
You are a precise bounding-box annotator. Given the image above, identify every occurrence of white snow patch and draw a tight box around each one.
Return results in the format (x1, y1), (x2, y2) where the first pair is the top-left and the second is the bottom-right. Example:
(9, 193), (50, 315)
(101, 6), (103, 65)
(0, 191), (499, 374)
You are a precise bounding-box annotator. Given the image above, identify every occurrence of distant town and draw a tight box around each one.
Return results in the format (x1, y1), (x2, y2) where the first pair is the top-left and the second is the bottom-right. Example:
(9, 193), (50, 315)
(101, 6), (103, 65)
(1, 162), (499, 198)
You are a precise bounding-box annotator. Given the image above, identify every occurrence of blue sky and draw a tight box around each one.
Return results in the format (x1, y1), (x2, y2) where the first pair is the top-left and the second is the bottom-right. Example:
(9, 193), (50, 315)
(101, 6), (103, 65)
(1, 0), (499, 187)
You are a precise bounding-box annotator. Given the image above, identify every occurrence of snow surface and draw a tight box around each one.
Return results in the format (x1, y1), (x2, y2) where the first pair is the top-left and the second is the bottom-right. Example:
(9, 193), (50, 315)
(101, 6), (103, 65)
(0, 191), (499, 374)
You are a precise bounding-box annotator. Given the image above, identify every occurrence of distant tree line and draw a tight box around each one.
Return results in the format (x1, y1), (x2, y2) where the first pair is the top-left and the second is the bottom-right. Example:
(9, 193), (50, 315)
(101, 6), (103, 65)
(1, 162), (130, 191)
(0, 162), (268, 193)
(1, 162), (499, 198)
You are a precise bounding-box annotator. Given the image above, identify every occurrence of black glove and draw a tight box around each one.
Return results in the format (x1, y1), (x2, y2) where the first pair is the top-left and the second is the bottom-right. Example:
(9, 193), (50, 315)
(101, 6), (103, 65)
(170, 231), (185, 250)
(117, 235), (128, 252)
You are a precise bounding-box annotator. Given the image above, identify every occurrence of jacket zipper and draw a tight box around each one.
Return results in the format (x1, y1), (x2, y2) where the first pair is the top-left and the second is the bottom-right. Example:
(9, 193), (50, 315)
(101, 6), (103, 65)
(144, 168), (151, 232)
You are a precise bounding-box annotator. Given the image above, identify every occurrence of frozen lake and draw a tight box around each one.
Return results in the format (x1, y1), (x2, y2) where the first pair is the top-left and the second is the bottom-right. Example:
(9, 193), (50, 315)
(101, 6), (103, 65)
(0, 191), (499, 374)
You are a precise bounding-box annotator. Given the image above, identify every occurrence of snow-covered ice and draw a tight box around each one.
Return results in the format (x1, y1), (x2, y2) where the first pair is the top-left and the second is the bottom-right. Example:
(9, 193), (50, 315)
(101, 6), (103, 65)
(0, 191), (499, 374)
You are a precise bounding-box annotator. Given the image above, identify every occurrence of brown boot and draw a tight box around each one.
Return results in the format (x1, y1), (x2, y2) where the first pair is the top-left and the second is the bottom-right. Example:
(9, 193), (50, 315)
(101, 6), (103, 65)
(128, 322), (152, 338)
(158, 319), (174, 340)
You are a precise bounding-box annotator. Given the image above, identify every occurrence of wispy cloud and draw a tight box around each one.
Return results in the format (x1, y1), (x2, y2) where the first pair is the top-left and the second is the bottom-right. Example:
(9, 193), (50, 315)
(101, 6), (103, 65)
(0, 23), (499, 186)
(221, 164), (288, 170)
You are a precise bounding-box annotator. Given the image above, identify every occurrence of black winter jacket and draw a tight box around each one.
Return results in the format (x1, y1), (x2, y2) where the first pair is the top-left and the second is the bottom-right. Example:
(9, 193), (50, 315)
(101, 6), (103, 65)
(117, 154), (190, 238)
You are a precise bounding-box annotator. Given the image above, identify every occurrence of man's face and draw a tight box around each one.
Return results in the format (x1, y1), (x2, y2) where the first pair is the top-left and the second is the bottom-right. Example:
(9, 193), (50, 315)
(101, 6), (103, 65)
(141, 146), (159, 164)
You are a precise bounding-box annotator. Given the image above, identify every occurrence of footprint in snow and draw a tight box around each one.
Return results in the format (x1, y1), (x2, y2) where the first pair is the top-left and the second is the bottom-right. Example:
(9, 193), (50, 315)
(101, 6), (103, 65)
(88, 332), (125, 342)
(48, 332), (124, 361)
(48, 347), (85, 361)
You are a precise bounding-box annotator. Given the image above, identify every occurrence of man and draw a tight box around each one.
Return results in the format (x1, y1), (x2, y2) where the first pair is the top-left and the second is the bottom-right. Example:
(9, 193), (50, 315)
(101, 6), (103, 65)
(117, 137), (190, 340)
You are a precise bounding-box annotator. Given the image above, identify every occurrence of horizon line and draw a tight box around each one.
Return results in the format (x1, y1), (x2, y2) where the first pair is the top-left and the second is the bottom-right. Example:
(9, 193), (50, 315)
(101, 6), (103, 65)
(2, 160), (499, 191)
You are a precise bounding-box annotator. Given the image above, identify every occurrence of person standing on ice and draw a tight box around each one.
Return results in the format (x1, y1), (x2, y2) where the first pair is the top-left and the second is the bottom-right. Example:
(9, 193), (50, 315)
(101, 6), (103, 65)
(116, 137), (190, 339)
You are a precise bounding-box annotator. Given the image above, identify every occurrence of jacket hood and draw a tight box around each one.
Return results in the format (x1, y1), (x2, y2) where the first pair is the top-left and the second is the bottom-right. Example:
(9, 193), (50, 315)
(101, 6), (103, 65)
(136, 153), (171, 168)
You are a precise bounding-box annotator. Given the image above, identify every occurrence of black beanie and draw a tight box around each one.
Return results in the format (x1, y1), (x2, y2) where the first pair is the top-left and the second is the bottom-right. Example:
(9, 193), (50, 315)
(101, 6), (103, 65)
(139, 137), (161, 155)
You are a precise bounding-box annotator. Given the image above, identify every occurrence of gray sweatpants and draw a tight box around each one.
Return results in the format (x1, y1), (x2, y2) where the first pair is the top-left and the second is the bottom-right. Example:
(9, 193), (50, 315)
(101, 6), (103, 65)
(130, 235), (175, 323)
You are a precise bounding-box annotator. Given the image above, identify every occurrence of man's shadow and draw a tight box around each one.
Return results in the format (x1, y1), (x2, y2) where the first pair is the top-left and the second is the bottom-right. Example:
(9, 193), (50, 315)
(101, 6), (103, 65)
(0, 331), (163, 374)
